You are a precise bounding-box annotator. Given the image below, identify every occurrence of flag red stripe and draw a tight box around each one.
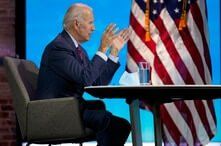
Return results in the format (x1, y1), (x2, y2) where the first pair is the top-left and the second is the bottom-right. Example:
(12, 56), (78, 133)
(174, 20), (206, 84)
(130, 13), (156, 54)
(190, 2), (216, 138)
(153, 56), (174, 84)
(190, 3), (212, 74)
(153, 17), (195, 84)
(207, 100), (217, 126)
(130, 13), (174, 84)
(160, 105), (187, 144)
(128, 40), (146, 63)
(174, 101), (199, 144)
(194, 100), (214, 138)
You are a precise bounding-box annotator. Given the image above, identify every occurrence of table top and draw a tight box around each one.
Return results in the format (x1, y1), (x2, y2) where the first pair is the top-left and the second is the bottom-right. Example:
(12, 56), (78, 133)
(85, 85), (221, 103)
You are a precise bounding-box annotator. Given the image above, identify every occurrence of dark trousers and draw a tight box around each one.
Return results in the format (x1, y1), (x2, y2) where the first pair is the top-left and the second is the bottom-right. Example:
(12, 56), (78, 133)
(82, 100), (131, 146)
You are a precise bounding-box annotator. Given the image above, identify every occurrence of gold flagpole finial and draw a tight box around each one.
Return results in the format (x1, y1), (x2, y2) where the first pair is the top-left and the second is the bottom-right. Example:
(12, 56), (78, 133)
(179, 0), (188, 30)
(145, 0), (151, 42)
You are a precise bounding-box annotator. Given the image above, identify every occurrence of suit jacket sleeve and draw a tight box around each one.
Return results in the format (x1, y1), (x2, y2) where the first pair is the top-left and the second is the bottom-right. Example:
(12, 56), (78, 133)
(47, 45), (108, 87)
(92, 58), (120, 86)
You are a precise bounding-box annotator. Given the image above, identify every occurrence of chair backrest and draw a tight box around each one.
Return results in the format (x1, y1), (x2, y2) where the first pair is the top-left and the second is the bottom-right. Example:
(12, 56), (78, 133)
(3, 56), (39, 139)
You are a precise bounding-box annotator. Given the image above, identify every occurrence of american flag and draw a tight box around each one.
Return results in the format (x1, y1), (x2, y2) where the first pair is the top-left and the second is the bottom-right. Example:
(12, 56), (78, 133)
(127, 0), (217, 145)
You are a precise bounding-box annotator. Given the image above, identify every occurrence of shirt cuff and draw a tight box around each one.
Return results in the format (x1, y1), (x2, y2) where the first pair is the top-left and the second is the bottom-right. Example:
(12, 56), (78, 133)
(96, 51), (108, 61)
(108, 54), (119, 63)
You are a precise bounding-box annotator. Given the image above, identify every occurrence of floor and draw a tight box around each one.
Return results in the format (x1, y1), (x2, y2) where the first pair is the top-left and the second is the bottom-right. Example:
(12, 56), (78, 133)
(23, 142), (221, 146)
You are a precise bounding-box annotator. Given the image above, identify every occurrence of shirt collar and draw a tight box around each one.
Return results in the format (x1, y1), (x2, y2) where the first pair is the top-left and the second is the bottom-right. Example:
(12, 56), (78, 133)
(65, 29), (79, 48)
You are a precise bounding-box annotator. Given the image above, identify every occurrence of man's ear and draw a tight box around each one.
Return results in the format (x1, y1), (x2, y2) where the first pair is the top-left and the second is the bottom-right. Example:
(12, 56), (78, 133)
(73, 19), (79, 29)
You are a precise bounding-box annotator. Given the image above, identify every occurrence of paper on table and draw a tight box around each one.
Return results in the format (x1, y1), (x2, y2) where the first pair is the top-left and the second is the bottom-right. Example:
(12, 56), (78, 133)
(119, 71), (140, 86)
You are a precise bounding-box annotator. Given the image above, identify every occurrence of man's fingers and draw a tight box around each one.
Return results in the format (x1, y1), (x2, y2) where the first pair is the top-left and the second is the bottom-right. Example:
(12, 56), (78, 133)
(120, 29), (130, 41)
(102, 25), (130, 52)
(104, 23), (113, 33)
(105, 23), (116, 34)
(112, 27), (119, 34)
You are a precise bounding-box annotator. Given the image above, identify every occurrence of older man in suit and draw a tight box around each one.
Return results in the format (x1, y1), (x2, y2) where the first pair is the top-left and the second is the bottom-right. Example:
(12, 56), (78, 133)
(34, 3), (131, 146)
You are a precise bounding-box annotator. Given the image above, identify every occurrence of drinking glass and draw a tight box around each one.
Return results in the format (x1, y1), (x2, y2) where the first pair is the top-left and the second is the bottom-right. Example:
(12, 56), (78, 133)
(138, 62), (150, 85)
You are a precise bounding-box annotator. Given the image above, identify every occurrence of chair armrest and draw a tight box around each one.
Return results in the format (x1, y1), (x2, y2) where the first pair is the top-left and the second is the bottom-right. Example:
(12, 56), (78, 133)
(27, 97), (85, 141)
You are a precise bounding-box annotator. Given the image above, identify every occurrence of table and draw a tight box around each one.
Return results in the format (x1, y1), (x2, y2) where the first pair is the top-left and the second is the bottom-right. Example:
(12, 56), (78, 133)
(84, 85), (221, 146)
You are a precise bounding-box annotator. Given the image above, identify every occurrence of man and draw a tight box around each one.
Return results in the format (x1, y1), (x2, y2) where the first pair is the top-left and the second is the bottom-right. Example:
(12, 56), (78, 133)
(34, 3), (131, 146)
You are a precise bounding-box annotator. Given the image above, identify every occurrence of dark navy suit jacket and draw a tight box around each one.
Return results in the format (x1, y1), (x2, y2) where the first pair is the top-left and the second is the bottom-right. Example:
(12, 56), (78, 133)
(34, 30), (120, 102)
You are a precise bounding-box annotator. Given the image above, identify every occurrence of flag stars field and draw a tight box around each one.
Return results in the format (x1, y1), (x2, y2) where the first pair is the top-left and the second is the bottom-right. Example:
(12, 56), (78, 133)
(152, 9), (158, 15)
(174, 8), (180, 14)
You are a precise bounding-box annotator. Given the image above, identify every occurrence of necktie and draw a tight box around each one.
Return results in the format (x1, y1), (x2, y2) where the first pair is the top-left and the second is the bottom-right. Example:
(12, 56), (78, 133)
(76, 46), (84, 61)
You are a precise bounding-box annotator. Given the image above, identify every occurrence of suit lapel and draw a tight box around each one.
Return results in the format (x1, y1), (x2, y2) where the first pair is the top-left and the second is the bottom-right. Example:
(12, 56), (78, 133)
(60, 30), (89, 64)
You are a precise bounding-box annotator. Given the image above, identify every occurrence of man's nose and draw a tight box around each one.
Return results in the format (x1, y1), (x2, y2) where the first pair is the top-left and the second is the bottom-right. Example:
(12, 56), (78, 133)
(92, 25), (95, 31)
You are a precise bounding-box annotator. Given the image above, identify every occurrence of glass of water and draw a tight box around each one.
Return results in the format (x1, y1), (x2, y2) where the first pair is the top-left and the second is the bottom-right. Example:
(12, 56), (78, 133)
(138, 62), (150, 85)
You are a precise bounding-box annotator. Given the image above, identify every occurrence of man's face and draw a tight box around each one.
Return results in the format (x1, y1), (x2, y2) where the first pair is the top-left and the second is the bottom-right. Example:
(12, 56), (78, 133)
(77, 9), (95, 42)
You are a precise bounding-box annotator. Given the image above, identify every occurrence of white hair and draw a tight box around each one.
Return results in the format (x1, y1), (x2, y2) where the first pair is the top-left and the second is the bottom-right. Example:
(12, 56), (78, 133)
(63, 3), (92, 29)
